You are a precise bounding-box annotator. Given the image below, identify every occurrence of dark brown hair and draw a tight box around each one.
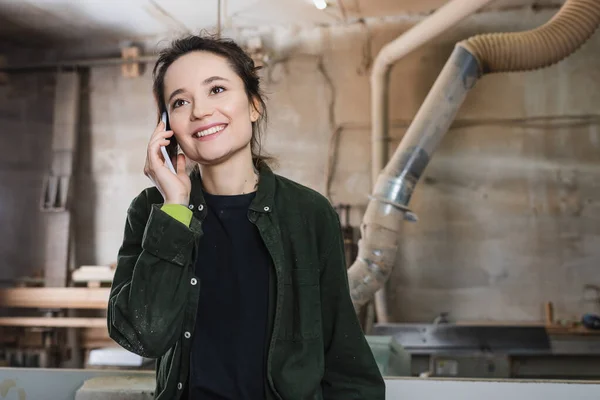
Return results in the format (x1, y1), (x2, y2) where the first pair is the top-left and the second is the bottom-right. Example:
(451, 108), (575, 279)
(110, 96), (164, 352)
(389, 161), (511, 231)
(152, 34), (273, 168)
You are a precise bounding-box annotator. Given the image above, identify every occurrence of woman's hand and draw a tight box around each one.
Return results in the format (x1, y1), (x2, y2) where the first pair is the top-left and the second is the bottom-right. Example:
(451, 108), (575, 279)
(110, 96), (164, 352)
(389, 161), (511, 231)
(144, 120), (191, 205)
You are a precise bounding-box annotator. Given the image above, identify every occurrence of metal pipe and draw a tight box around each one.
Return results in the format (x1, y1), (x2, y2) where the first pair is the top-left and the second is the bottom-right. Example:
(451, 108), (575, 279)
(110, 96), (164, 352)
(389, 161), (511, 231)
(0, 56), (159, 73)
(349, 47), (480, 311)
(217, 0), (222, 38)
(351, 0), (600, 313)
(337, 0), (348, 22)
(383, 47), (479, 189)
(370, 0), (496, 187)
(369, 0), (495, 323)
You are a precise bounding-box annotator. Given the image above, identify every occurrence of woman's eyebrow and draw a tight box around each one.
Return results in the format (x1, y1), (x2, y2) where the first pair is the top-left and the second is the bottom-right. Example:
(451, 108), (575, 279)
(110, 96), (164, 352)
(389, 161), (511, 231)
(168, 88), (185, 103)
(203, 76), (229, 85)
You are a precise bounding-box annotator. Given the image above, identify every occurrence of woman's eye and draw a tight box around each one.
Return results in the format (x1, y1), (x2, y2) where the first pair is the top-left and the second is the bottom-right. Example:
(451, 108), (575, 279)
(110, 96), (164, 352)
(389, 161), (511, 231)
(211, 86), (225, 95)
(173, 99), (187, 108)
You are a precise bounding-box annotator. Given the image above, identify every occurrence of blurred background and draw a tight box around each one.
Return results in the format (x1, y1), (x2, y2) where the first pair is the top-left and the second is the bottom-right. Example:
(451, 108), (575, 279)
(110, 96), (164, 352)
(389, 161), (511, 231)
(1, 0), (600, 392)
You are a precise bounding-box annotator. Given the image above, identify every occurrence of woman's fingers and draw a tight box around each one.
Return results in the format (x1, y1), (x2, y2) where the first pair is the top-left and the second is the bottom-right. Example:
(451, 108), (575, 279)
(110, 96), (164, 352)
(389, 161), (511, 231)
(150, 120), (166, 137)
(147, 140), (172, 173)
(150, 129), (174, 143)
(176, 154), (187, 176)
(149, 121), (173, 141)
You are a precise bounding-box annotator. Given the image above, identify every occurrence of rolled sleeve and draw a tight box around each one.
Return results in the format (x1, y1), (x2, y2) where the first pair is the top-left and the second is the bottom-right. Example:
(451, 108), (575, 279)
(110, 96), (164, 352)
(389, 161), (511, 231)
(142, 205), (196, 267)
(161, 204), (193, 227)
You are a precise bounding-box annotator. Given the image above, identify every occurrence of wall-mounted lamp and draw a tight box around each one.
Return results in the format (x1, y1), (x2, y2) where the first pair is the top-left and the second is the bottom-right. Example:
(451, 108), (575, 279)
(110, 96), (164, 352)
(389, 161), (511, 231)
(313, 0), (327, 10)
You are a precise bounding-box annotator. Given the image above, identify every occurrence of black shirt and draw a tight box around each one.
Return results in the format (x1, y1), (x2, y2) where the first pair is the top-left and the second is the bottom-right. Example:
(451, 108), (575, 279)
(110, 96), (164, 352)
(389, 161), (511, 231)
(188, 191), (271, 399)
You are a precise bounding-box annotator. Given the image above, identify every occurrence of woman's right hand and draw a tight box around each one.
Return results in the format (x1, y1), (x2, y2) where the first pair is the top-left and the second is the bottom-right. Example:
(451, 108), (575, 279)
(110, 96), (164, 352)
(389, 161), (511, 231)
(144, 120), (192, 206)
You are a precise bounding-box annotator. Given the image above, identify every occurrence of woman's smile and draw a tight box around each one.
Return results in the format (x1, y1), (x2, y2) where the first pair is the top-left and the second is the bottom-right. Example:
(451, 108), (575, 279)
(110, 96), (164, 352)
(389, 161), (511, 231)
(192, 123), (228, 141)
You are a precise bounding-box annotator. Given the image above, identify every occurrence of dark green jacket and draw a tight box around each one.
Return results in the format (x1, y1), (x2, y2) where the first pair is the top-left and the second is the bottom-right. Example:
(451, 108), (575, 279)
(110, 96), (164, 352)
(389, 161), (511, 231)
(107, 165), (385, 400)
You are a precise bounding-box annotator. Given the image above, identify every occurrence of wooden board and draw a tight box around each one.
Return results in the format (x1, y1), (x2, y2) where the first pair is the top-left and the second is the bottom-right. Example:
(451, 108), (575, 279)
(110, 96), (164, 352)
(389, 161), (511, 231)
(456, 320), (600, 335)
(546, 325), (600, 336)
(456, 321), (546, 327)
(82, 327), (110, 340)
(0, 317), (106, 328)
(0, 288), (110, 309)
(72, 266), (115, 283)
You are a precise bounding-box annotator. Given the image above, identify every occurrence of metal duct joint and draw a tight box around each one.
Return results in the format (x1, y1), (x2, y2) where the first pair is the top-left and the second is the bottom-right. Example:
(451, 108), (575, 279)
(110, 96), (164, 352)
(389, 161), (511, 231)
(369, 174), (421, 222)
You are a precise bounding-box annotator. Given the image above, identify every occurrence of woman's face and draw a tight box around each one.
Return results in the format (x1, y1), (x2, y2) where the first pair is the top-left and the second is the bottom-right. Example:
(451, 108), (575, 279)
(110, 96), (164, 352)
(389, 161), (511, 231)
(163, 51), (259, 165)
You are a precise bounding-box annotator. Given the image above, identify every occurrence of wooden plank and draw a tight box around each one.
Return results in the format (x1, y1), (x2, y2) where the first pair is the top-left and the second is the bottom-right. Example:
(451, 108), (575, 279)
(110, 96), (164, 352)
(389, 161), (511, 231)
(545, 301), (554, 325)
(72, 266), (115, 283)
(0, 317), (106, 328)
(0, 288), (110, 309)
(546, 325), (600, 336)
(82, 340), (118, 349)
(456, 321), (600, 335)
(455, 320), (546, 327)
(82, 327), (110, 340)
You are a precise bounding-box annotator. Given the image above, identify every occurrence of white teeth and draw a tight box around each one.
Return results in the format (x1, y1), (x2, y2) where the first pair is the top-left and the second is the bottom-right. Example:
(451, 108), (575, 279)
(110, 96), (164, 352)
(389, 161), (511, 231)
(196, 125), (226, 137)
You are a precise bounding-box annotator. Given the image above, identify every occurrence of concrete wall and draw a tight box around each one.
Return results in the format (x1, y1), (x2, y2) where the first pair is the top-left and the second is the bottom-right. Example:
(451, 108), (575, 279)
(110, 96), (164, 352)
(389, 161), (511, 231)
(0, 70), (54, 283)
(3, 8), (600, 322)
(261, 9), (600, 323)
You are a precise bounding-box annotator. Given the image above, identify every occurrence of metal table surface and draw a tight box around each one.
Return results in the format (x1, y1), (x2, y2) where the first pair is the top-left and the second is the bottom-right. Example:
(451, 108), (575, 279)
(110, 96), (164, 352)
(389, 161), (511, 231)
(371, 323), (600, 355)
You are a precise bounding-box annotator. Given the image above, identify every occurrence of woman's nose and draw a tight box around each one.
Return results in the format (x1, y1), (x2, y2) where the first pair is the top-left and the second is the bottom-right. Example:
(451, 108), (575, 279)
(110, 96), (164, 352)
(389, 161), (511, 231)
(191, 101), (214, 120)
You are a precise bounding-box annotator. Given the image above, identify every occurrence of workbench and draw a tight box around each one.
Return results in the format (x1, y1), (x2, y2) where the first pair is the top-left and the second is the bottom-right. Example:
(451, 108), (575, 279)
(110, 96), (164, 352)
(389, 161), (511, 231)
(0, 368), (599, 399)
(373, 322), (600, 380)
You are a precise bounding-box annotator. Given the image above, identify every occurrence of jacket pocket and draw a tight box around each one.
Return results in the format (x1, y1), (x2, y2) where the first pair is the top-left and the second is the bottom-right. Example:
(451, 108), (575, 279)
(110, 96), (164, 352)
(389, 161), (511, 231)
(279, 268), (322, 341)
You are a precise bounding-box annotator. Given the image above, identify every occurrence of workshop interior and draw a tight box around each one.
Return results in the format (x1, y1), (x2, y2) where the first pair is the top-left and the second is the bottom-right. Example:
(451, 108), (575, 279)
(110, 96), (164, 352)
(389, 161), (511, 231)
(1, 0), (600, 398)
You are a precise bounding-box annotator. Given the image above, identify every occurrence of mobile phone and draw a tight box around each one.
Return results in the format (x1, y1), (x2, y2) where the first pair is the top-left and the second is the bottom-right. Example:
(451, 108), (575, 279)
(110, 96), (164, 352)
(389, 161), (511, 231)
(160, 112), (176, 174)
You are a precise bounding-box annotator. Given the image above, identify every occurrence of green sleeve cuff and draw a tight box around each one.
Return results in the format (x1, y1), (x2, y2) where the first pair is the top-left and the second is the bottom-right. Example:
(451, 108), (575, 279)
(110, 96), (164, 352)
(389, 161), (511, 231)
(161, 204), (193, 227)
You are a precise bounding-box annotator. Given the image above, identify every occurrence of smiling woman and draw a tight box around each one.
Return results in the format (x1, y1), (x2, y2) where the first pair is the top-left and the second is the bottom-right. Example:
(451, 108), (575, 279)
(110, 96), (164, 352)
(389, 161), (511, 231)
(107, 34), (385, 400)
(163, 52), (258, 169)
(153, 36), (271, 172)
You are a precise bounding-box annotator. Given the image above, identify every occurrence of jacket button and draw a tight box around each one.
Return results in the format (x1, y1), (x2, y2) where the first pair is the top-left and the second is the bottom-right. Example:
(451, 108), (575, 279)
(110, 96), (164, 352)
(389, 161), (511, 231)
(190, 278), (198, 285)
(263, 206), (270, 212)
(188, 204), (194, 210)
(198, 204), (204, 211)
(177, 382), (183, 390)
(184, 331), (191, 339)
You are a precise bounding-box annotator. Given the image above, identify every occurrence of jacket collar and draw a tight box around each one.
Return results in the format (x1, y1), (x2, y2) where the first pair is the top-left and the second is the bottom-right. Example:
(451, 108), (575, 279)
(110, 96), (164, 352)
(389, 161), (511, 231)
(189, 163), (275, 215)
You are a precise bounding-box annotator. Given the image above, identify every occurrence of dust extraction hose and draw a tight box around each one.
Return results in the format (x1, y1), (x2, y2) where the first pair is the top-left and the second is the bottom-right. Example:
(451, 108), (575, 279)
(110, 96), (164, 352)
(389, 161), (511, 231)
(461, 0), (600, 73)
(348, 0), (600, 312)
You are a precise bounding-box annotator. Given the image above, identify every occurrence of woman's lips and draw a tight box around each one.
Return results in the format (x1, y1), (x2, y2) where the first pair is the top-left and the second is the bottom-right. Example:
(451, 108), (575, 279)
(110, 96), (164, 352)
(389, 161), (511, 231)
(193, 124), (227, 141)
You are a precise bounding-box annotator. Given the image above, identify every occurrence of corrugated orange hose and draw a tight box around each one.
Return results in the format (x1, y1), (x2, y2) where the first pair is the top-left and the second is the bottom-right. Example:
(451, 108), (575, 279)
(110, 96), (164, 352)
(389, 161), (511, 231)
(460, 0), (600, 73)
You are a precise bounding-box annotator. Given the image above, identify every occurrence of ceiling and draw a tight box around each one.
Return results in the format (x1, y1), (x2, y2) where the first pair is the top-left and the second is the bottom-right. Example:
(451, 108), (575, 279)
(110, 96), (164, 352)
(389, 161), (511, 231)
(0, 0), (562, 48)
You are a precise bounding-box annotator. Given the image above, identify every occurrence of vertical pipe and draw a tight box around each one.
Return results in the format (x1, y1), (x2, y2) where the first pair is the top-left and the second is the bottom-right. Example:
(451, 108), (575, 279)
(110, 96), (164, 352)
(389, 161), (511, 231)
(349, 46), (481, 311)
(217, 0), (222, 38)
(369, 0), (495, 323)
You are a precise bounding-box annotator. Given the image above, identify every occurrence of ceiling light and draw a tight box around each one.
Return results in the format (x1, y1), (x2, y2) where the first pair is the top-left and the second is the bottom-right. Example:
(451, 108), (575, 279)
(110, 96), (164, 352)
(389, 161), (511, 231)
(313, 0), (327, 10)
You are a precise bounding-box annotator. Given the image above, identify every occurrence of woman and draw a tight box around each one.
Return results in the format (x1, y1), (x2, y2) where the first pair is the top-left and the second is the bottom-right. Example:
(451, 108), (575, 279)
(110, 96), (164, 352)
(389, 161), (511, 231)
(108, 34), (384, 400)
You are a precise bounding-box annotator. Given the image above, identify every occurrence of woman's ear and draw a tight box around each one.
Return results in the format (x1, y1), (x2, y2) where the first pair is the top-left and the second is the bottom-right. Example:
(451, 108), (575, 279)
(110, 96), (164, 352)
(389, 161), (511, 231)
(250, 97), (261, 122)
